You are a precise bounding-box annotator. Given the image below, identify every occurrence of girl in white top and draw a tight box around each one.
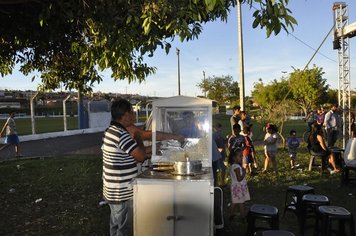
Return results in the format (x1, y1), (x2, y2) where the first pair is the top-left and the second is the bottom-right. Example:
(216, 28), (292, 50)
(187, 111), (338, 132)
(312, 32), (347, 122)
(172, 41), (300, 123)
(228, 149), (250, 220)
(262, 123), (279, 173)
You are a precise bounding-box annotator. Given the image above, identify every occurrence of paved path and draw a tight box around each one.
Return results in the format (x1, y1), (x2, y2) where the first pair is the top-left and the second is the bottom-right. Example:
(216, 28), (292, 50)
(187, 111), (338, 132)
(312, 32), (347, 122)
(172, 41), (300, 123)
(0, 132), (104, 161)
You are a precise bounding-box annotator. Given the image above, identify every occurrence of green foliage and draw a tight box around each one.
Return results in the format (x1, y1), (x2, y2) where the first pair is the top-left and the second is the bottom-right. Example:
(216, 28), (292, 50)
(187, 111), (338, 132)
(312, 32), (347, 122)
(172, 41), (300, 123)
(289, 66), (329, 116)
(248, 0), (297, 37)
(251, 78), (291, 129)
(251, 65), (333, 137)
(197, 75), (239, 105)
(324, 89), (338, 105)
(0, 0), (297, 92)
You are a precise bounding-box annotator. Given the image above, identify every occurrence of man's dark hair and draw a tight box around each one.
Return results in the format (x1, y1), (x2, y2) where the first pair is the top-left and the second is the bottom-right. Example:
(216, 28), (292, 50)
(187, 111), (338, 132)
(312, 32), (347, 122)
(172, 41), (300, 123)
(243, 125), (250, 134)
(233, 123), (241, 131)
(233, 105), (241, 111)
(290, 130), (296, 136)
(111, 99), (133, 120)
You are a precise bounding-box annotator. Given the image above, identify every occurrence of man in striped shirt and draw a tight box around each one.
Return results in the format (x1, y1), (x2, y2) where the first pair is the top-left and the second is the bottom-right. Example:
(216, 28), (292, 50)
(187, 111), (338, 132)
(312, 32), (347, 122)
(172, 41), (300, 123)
(102, 99), (146, 236)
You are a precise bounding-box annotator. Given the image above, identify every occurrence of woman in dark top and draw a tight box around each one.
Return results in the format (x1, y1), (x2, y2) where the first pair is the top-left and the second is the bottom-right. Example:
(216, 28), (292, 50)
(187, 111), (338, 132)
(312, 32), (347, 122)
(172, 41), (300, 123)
(308, 123), (340, 173)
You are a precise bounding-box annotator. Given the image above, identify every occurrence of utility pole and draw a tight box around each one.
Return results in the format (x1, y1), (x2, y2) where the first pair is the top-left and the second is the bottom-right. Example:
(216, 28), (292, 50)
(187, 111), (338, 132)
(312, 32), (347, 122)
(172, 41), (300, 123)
(237, 1), (245, 110)
(176, 48), (181, 96)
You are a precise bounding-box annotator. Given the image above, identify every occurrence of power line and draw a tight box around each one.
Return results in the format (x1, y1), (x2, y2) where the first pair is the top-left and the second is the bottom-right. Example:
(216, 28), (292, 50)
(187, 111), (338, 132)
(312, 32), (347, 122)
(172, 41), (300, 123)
(249, 4), (337, 64)
(288, 31), (337, 64)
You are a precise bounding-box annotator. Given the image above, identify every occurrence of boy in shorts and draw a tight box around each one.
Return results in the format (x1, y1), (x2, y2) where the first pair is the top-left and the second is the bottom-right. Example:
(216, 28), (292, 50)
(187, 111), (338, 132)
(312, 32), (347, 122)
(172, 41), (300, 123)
(287, 129), (300, 169)
(242, 126), (256, 174)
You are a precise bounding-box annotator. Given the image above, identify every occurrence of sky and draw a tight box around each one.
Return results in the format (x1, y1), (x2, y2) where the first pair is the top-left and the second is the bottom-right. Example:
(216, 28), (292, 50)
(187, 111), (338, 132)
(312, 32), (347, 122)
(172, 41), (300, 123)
(1, 0), (356, 97)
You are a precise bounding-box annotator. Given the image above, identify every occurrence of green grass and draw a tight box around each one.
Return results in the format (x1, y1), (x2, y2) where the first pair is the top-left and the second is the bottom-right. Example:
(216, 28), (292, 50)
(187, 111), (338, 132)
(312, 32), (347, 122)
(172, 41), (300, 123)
(1, 117), (79, 135)
(222, 144), (356, 235)
(1, 146), (355, 235)
(1, 114), (355, 235)
(0, 156), (108, 235)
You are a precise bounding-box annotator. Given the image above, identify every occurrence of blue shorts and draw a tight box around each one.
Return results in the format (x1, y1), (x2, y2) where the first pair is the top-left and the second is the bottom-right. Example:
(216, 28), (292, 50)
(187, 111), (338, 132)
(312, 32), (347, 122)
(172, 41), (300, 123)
(5, 134), (20, 144)
(243, 155), (253, 164)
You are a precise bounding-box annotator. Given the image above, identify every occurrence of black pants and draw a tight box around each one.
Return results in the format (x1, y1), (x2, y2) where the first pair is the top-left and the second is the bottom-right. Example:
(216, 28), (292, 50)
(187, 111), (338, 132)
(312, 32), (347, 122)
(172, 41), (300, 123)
(326, 129), (338, 147)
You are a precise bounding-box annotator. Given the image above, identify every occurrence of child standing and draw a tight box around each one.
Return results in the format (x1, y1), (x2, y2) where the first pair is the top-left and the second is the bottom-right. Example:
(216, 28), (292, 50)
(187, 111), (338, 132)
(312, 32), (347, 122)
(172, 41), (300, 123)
(287, 129), (300, 169)
(228, 149), (250, 221)
(262, 123), (279, 173)
(242, 126), (256, 174)
(228, 123), (245, 153)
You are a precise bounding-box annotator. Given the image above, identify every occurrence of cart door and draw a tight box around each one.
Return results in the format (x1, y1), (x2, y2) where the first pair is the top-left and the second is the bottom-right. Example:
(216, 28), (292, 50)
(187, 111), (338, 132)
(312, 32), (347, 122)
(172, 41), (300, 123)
(134, 181), (174, 236)
(174, 181), (213, 236)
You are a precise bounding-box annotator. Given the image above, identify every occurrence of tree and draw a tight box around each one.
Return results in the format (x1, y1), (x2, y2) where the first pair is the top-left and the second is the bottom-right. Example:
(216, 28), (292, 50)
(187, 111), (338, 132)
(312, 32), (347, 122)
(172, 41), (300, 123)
(251, 78), (292, 147)
(324, 89), (338, 106)
(249, 0), (297, 37)
(289, 66), (329, 117)
(0, 0), (297, 92)
(252, 78), (291, 121)
(197, 75), (238, 105)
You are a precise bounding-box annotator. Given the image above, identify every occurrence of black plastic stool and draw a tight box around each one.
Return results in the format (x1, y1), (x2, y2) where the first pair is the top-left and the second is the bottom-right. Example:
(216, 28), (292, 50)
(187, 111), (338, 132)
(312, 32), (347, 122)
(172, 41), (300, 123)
(257, 230), (295, 236)
(317, 205), (355, 236)
(246, 204), (279, 236)
(341, 165), (356, 184)
(283, 185), (315, 217)
(300, 194), (330, 235)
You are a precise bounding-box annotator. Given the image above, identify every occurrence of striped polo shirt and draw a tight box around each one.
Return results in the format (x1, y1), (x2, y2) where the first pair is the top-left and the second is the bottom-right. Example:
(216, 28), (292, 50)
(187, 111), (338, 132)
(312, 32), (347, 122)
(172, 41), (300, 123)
(102, 123), (138, 204)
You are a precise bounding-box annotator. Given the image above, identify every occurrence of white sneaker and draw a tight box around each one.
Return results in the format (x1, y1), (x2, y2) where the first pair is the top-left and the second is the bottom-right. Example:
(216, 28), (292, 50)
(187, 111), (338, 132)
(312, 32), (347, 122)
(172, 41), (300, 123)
(330, 169), (340, 174)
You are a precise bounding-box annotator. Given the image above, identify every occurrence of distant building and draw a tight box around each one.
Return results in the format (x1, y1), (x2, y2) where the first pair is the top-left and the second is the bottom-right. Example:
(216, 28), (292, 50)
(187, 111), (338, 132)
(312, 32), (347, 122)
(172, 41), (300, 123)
(0, 102), (21, 109)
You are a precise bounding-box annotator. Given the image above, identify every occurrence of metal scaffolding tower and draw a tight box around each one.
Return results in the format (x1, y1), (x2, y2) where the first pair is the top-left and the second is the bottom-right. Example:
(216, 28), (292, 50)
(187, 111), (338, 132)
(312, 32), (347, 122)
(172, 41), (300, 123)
(333, 2), (353, 147)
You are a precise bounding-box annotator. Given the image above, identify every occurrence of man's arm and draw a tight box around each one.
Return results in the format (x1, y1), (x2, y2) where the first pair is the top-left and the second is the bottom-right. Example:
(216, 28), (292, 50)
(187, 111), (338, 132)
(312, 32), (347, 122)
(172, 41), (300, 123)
(130, 133), (148, 163)
(126, 125), (185, 143)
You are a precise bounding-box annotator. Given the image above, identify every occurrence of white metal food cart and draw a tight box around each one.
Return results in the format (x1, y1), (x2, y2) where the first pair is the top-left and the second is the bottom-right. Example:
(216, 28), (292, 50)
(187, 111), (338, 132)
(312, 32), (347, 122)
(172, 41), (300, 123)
(133, 96), (214, 236)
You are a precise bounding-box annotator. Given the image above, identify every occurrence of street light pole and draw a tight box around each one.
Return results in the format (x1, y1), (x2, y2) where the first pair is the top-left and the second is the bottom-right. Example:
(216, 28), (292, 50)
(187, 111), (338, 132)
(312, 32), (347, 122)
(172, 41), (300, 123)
(237, 1), (245, 110)
(176, 48), (181, 96)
